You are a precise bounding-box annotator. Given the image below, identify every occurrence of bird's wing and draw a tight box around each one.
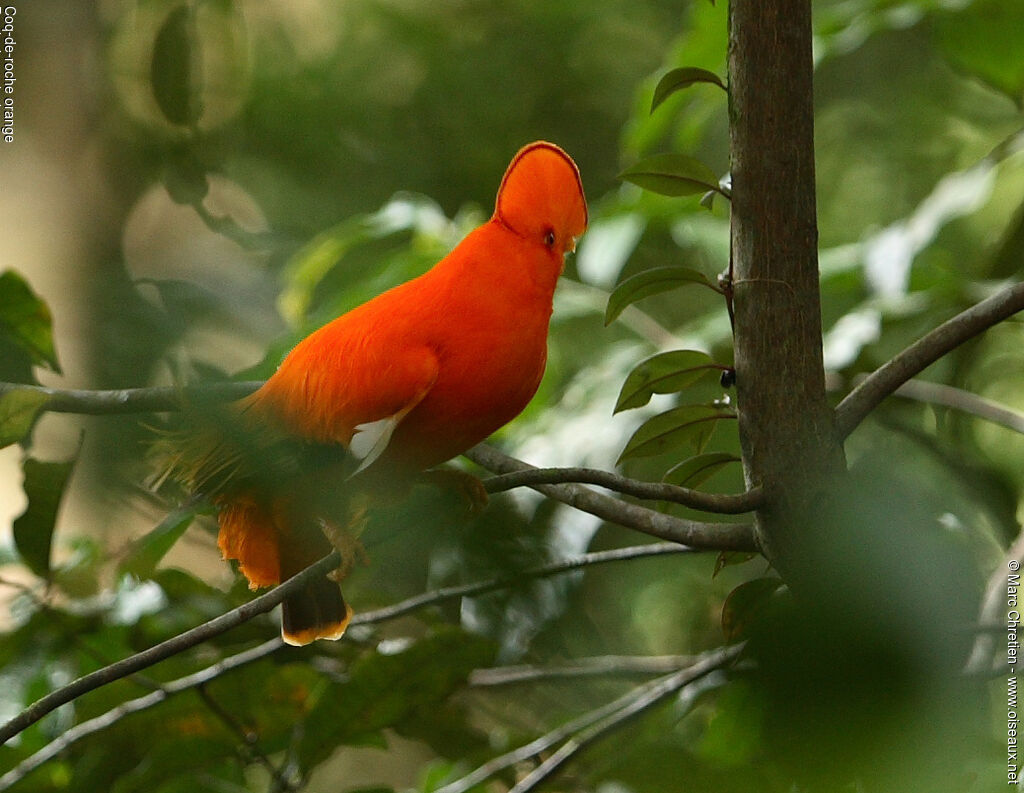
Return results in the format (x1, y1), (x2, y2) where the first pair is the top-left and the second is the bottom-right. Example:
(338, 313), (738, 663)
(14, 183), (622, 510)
(247, 340), (441, 478)
(343, 346), (439, 473)
(348, 393), (426, 474)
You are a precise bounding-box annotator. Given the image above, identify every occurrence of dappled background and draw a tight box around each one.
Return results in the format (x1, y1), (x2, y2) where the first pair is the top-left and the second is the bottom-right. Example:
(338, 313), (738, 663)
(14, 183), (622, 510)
(1, 0), (1023, 791)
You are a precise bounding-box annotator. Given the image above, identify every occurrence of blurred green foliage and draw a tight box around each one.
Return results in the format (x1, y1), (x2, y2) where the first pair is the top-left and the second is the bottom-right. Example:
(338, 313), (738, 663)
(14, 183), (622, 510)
(1, 0), (1023, 791)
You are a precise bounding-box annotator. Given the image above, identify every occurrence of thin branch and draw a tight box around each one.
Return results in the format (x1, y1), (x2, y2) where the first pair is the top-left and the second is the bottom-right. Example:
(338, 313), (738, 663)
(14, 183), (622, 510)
(0, 382), (760, 538)
(193, 682), (294, 791)
(0, 381), (261, 415)
(887, 379), (1024, 435)
(437, 645), (742, 793)
(483, 467), (762, 514)
(468, 655), (700, 687)
(507, 650), (736, 793)
(834, 281), (1024, 439)
(0, 637), (283, 790)
(0, 574), (172, 697)
(0, 380), (764, 519)
(348, 542), (696, 626)
(435, 669), (685, 793)
(827, 372), (1024, 436)
(0, 551), (341, 748)
(8, 278), (1021, 442)
(0, 543), (692, 787)
(467, 444), (758, 552)
(1, 380), (763, 525)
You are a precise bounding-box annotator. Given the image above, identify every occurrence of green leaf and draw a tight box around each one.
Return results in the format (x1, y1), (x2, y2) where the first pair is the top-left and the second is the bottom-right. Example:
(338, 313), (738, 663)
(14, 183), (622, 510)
(278, 215), (378, 326)
(934, 0), (1024, 106)
(721, 577), (784, 642)
(663, 451), (740, 488)
(615, 350), (720, 413)
(619, 153), (721, 198)
(197, 659), (327, 755)
(298, 629), (495, 772)
(420, 761), (461, 793)
(119, 505), (199, 579)
(617, 405), (733, 463)
(712, 550), (758, 579)
(52, 535), (104, 598)
(0, 271), (61, 373)
(111, 737), (238, 793)
(13, 454), (78, 580)
(651, 67), (726, 113)
(151, 4), (202, 126)
(605, 266), (718, 325)
(0, 387), (47, 448)
(697, 678), (764, 765)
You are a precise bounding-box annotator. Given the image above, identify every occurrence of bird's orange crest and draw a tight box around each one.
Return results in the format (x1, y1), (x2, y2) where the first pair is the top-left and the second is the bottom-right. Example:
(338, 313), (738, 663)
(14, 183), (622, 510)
(495, 141), (588, 254)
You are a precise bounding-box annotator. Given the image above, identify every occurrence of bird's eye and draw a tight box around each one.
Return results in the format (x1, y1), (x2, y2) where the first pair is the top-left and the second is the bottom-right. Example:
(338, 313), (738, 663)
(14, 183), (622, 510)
(543, 229), (556, 248)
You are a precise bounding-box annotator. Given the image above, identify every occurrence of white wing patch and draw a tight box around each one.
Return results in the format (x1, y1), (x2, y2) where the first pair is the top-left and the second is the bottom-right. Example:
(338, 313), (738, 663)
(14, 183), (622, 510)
(348, 400), (421, 476)
(349, 415), (400, 474)
(347, 350), (439, 477)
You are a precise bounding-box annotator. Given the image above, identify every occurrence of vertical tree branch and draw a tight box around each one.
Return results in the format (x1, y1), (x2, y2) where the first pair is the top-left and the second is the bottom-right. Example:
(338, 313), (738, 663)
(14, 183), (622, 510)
(727, 0), (844, 575)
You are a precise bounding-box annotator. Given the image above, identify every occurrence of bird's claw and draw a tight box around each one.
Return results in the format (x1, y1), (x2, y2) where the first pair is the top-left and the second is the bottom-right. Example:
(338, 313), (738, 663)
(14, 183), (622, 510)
(318, 517), (369, 582)
(421, 468), (489, 515)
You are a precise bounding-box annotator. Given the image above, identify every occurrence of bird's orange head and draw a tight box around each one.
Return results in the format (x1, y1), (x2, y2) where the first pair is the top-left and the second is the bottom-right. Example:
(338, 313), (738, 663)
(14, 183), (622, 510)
(494, 141), (588, 258)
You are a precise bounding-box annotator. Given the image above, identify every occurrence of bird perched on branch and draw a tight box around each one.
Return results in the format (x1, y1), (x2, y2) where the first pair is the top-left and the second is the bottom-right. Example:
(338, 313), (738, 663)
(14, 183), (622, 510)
(164, 142), (587, 645)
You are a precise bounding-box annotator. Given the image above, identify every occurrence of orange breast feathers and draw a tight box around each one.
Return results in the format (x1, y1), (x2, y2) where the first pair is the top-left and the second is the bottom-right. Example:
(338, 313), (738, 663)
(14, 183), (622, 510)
(187, 141), (587, 645)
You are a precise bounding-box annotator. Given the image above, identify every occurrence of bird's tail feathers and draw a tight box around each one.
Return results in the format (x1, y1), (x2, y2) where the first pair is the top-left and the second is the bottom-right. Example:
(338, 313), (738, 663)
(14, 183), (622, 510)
(281, 578), (353, 646)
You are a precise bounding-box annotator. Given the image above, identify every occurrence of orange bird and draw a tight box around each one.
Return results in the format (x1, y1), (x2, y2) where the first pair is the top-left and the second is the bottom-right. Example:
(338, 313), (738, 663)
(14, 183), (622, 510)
(171, 142), (587, 645)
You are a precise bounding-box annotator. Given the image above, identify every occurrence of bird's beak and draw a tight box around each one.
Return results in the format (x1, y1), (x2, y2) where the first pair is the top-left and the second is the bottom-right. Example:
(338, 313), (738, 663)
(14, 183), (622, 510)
(566, 235), (578, 254)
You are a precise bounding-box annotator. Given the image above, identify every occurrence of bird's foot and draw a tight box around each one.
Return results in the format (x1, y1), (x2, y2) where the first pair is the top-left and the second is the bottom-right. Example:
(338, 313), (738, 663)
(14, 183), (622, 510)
(318, 517), (369, 583)
(420, 468), (489, 516)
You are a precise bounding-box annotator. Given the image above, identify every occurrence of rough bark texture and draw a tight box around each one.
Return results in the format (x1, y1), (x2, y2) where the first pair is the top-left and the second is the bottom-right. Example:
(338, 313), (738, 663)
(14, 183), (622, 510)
(727, 0), (844, 578)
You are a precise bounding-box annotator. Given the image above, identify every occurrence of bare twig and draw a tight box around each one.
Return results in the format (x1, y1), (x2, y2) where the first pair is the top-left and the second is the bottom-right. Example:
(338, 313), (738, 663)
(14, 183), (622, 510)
(886, 379), (1024, 435)
(827, 373), (1024, 436)
(1, 381), (763, 519)
(347, 542), (697, 626)
(0, 543), (694, 787)
(0, 637), (283, 790)
(483, 466), (762, 514)
(468, 655), (700, 686)
(0, 380), (761, 540)
(0, 381), (261, 415)
(1, 379), (762, 528)
(508, 649), (738, 793)
(8, 278), (1022, 446)
(834, 281), (1024, 439)
(437, 645), (743, 793)
(194, 683), (295, 791)
(0, 551), (341, 748)
(467, 444), (758, 552)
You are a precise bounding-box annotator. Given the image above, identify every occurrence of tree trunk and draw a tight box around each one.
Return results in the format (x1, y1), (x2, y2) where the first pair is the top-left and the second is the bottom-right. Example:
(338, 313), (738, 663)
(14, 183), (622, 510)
(727, 0), (844, 581)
